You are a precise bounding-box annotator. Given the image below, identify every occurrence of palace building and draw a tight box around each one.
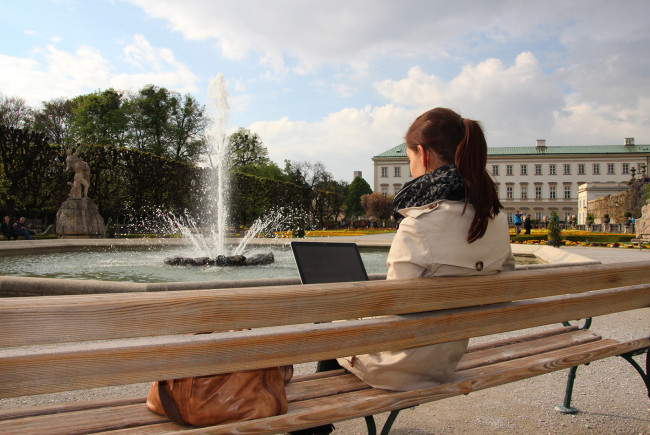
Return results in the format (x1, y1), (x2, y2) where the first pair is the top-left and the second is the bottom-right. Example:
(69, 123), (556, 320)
(372, 138), (650, 224)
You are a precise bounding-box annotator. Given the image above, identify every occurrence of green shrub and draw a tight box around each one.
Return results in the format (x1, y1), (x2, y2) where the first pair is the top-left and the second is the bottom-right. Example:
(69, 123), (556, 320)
(104, 217), (115, 239)
(547, 211), (562, 247)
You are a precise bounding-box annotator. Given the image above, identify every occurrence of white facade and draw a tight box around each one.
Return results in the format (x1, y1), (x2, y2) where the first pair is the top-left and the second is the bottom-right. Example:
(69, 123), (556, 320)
(372, 140), (650, 223)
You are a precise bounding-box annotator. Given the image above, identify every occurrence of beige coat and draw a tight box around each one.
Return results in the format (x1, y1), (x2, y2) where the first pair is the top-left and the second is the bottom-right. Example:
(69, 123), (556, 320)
(337, 200), (515, 391)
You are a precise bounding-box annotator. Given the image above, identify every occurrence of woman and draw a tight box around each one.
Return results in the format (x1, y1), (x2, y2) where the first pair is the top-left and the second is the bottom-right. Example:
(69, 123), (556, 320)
(337, 107), (514, 391)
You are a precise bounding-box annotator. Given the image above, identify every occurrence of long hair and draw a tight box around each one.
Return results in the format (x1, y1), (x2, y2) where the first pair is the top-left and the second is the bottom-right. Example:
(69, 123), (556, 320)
(405, 107), (502, 243)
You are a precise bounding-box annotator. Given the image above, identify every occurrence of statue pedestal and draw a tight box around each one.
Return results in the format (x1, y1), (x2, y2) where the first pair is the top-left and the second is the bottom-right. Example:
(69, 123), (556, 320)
(635, 204), (650, 240)
(56, 198), (105, 239)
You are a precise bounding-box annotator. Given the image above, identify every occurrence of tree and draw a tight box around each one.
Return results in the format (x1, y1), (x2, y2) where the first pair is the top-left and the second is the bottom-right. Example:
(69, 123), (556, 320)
(0, 94), (33, 130)
(547, 211), (562, 247)
(227, 128), (269, 170)
(71, 89), (128, 146)
(168, 93), (209, 163)
(345, 176), (372, 218)
(32, 98), (77, 146)
(361, 192), (394, 225)
(131, 85), (172, 155)
(236, 161), (286, 180)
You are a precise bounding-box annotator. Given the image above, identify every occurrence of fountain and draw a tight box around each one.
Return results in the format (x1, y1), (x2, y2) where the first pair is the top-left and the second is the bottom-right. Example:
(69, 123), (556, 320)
(163, 73), (277, 267)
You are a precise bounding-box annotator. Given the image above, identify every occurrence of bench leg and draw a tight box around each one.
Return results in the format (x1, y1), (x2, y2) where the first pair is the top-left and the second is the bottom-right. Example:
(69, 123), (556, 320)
(556, 345), (649, 414)
(364, 409), (403, 435)
(620, 348), (649, 398)
(556, 318), (593, 414)
(555, 365), (579, 414)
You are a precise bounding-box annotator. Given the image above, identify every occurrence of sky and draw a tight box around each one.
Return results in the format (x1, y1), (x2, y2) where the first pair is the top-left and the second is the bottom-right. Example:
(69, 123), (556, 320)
(1, 0), (650, 183)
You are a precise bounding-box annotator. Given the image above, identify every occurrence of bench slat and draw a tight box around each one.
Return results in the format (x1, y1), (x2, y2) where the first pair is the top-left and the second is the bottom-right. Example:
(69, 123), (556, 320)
(287, 373), (371, 402)
(0, 395), (144, 420)
(1, 285), (648, 398)
(2, 262), (649, 347)
(0, 328), (594, 421)
(458, 329), (601, 370)
(464, 325), (580, 353)
(0, 402), (167, 435)
(2, 334), (646, 434)
(178, 338), (650, 435)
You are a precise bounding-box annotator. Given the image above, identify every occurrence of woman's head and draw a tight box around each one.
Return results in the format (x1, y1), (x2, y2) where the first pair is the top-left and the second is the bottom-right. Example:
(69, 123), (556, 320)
(405, 107), (502, 242)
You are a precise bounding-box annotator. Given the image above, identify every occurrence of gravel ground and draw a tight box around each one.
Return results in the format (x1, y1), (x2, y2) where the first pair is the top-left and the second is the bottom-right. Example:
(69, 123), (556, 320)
(1, 245), (649, 434)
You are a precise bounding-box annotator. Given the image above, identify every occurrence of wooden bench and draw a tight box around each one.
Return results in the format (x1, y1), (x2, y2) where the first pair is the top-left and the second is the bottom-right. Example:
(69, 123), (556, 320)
(0, 261), (648, 434)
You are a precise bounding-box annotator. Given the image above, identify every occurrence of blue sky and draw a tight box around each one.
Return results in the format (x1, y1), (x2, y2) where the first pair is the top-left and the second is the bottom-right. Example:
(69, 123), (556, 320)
(2, 0), (649, 182)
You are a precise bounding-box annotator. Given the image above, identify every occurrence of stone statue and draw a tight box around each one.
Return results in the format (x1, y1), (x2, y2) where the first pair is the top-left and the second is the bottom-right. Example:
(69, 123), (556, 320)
(65, 145), (91, 199)
(56, 145), (105, 238)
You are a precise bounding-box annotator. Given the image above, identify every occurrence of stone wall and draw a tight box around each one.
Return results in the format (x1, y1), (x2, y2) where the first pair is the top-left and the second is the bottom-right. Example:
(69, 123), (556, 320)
(588, 192), (629, 224)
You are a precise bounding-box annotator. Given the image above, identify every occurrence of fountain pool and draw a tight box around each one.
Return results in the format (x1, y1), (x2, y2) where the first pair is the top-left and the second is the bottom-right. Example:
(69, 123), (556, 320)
(0, 238), (600, 297)
(0, 243), (391, 283)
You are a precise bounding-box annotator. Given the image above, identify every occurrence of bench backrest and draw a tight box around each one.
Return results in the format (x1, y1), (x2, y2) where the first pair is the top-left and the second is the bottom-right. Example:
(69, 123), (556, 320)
(1, 261), (649, 399)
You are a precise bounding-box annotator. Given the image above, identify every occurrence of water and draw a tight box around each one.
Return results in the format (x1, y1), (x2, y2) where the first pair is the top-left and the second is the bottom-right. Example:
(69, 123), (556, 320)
(166, 74), (287, 259)
(0, 246), (391, 283)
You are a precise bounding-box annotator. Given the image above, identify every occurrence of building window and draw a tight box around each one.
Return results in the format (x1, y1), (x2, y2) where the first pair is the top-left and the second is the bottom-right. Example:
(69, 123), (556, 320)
(381, 167), (388, 177)
(607, 163), (615, 175)
(380, 185), (388, 195)
(578, 163), (585, 175)
(535, 212), (542, 221)
(535, 186), (542, 199)
(506, 165), (513, 176)
(507, 212), (513, 223)
(521, 185), (528, 199)
(564, 212), (571, 222)
(521, 165), (528, 175)
(535, 164), (542, 175)
(549, 185), (556, 199)
(393, 184), (401, 194)
(638, 163), (644, 174)
(564, 185), (571, 199)
(394, 166), (401, 177)
(564, 164), (571, 175)
(549, 164), (556, 175)
(492, 165), (499, 176)
(622, 163), (630, 174)
(506, 186), (513, 199)
(593, 163), (600, 175)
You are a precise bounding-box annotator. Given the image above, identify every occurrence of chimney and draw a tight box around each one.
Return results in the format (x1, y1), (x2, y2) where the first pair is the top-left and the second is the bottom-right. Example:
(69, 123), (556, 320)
(625, 137), (635, 146)
(536, 139), (547, 151)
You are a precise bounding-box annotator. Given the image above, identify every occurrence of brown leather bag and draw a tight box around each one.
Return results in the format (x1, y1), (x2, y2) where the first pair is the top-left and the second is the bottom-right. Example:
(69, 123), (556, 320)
(146, 366), (293, 427)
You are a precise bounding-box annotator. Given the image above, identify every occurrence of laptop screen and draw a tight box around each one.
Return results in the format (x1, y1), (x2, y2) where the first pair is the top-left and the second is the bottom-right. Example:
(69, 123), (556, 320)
(291, 241), (369, 284)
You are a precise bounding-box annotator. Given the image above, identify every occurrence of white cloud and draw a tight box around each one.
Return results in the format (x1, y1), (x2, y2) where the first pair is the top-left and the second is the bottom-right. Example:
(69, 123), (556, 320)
(125, 0), (514, 75)
(374, 52), (564, 146)
(0, 45), (111, 105)
(0, 35), (198, 106)
(249, 104), (414, 182)
(111, 35), (199, 94)
(248, 43), (650, 182)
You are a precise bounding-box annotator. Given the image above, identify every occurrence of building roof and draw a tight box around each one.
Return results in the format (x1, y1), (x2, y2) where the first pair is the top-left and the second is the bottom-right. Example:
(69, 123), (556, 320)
(373, 143), (650, 159)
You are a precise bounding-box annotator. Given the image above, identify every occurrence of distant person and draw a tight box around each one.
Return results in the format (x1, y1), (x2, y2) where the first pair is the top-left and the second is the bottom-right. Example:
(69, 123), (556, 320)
(524, 214), (532, 234)
(1, 216), (18, 240)
(514, 210), (523, 234)
(13, 217), (33, 240)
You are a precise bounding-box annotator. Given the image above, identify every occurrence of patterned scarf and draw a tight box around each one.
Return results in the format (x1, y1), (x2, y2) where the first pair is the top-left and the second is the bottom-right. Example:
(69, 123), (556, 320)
(393, 164), (466, 228)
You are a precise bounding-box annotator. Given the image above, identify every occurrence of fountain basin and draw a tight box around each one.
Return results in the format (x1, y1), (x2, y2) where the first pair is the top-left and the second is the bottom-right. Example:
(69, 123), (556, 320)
(0, 238), (598, 297)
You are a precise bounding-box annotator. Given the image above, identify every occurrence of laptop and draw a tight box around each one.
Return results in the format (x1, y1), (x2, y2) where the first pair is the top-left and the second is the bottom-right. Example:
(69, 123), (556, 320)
(290, 241), (369, 284)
